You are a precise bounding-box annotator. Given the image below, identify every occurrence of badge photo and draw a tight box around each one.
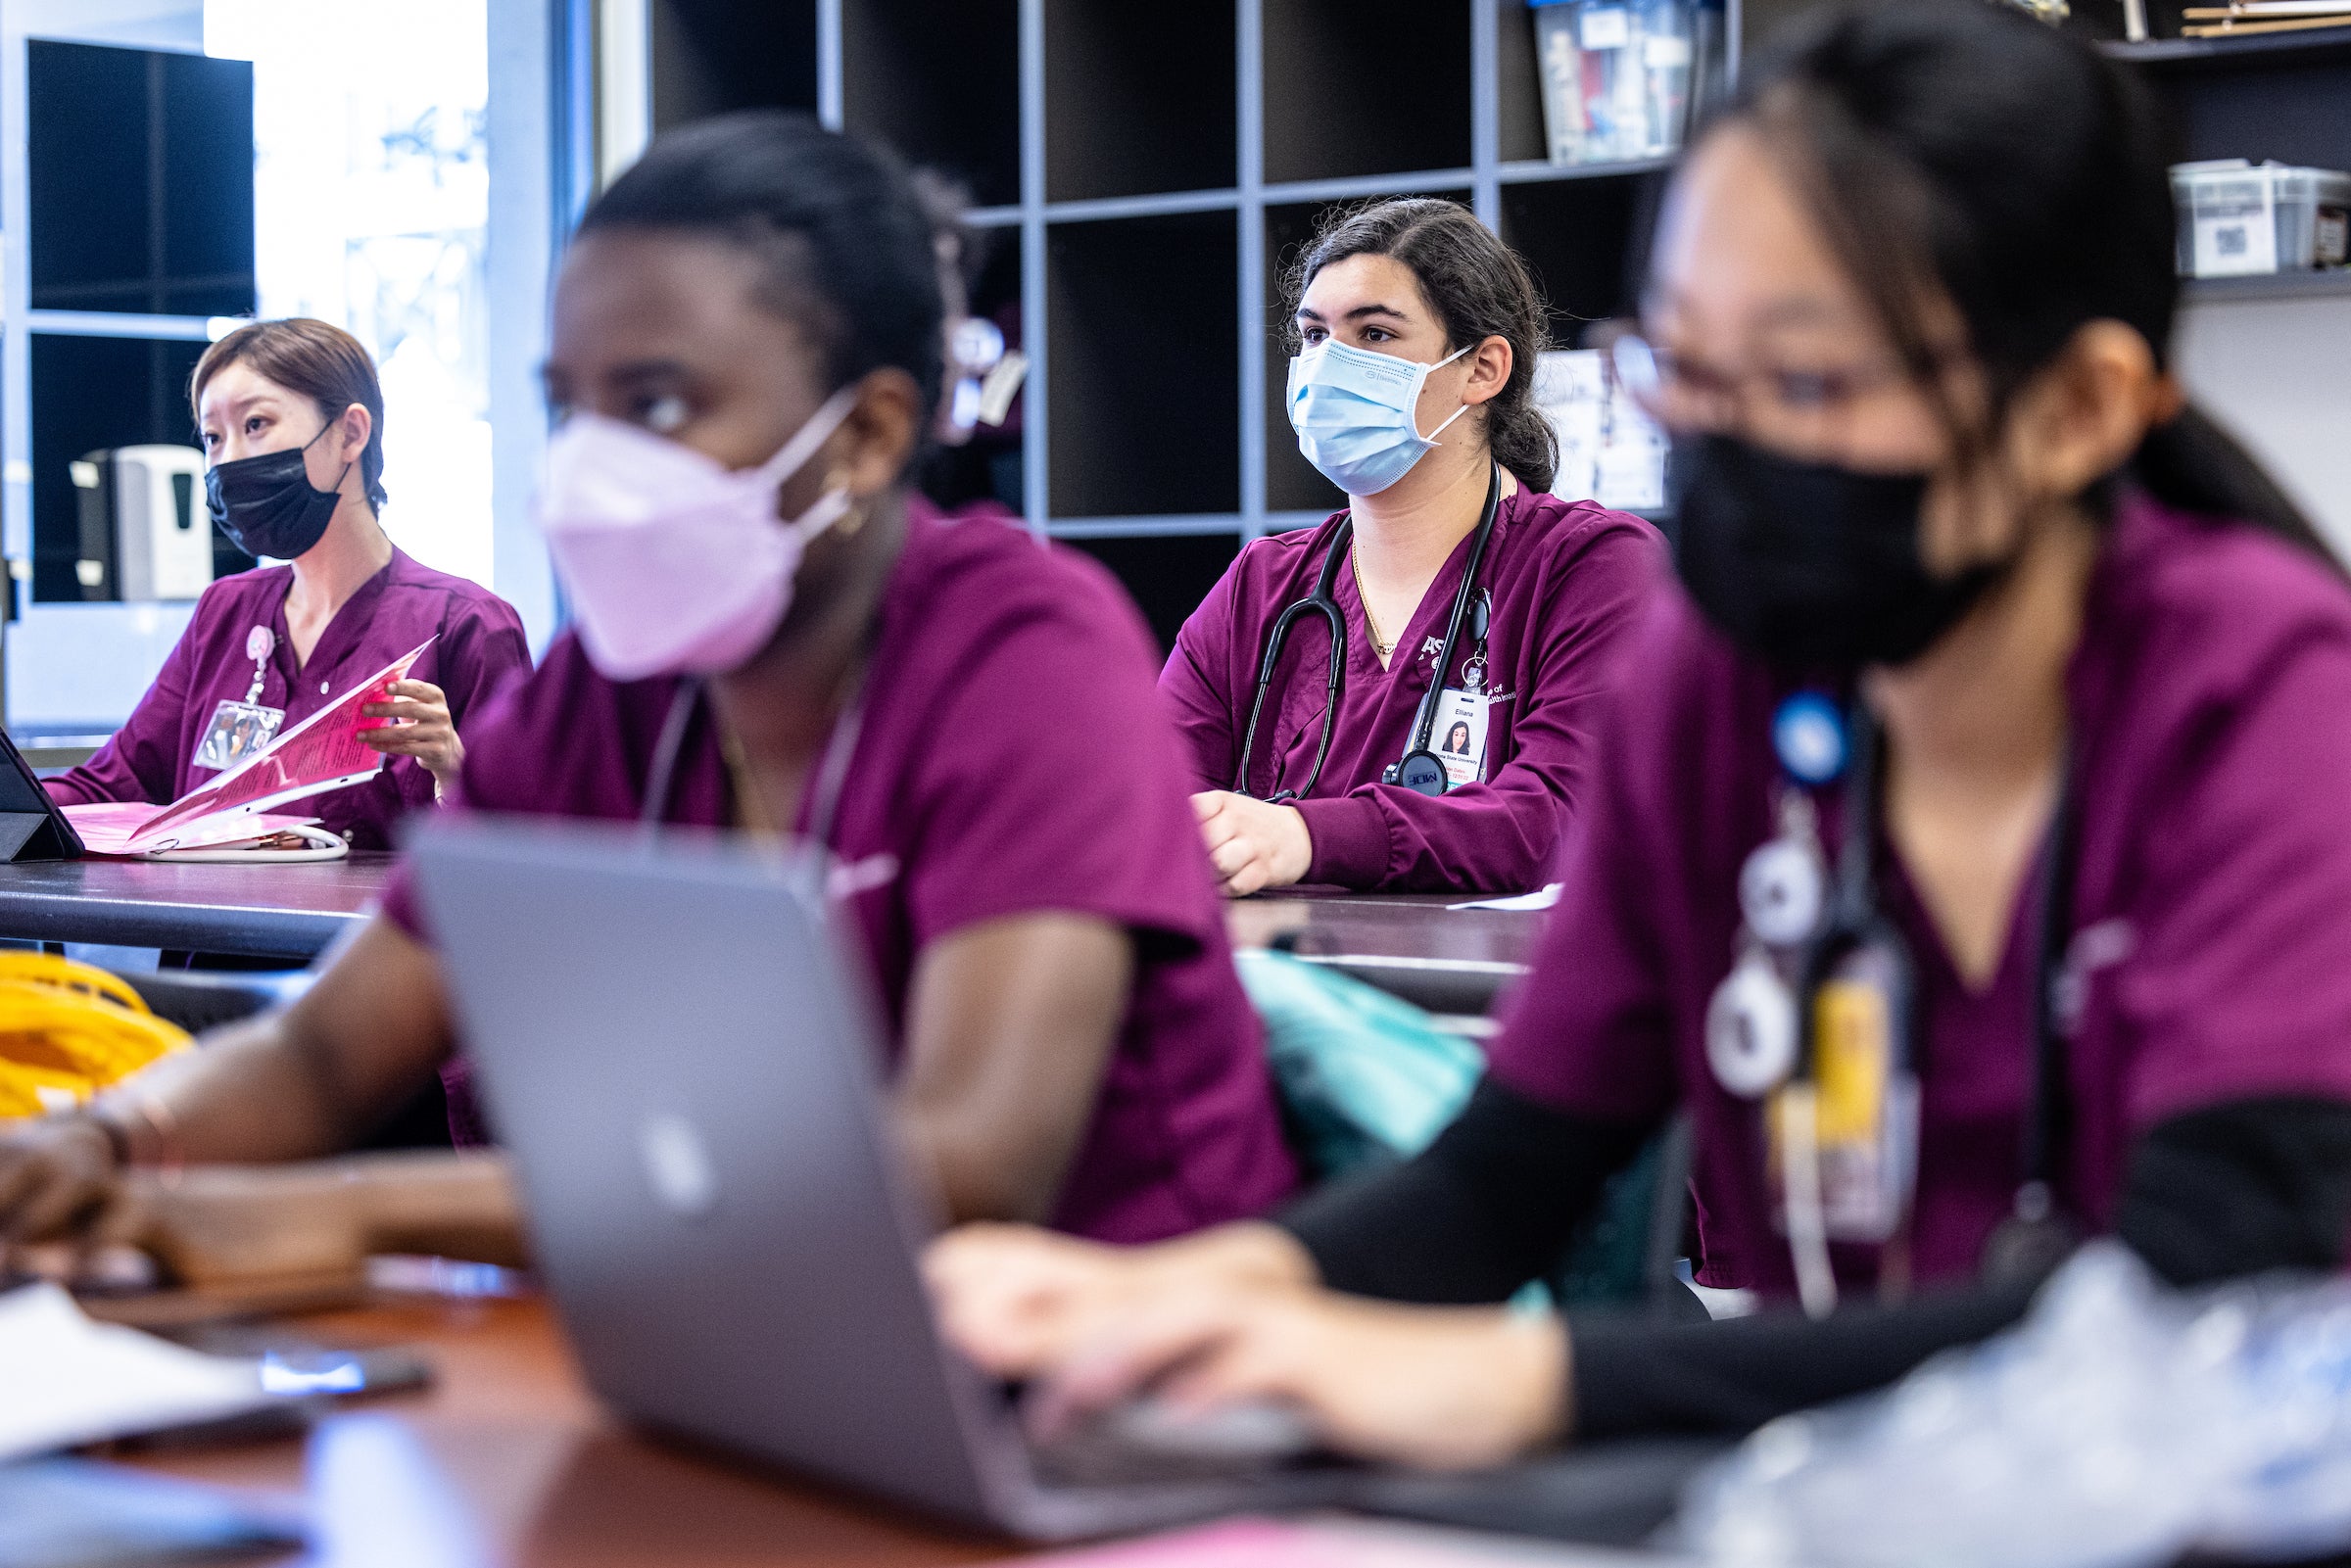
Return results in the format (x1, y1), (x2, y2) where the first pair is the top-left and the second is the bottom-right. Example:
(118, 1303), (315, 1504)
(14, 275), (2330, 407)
(1430, 687), (1491, 789)
(192, 699), (285, 773)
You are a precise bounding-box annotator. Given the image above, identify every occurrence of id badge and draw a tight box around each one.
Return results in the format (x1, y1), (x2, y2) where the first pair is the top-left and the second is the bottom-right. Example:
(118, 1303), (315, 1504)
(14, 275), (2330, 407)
(1768, 944), (1919, 1245)
(193, 699), (285, 773)
(1430, 688), (1491, 789)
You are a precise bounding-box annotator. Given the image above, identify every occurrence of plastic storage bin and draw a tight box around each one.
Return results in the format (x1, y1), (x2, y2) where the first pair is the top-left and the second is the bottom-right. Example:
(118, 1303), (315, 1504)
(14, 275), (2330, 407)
(1530, 0), (1718, 166)
(2172, 160), (2351, 278)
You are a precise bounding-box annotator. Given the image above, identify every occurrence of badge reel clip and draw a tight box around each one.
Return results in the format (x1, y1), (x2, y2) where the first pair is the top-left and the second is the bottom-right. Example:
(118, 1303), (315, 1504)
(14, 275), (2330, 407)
(1705, 693), (1921, 1319)
(155, 625), (349, 863)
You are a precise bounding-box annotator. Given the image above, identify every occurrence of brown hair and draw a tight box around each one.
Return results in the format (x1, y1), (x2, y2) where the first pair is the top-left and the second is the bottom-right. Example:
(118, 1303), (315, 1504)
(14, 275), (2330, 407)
(1284, 198), (1558, 494)
(191, 318), (388, 510)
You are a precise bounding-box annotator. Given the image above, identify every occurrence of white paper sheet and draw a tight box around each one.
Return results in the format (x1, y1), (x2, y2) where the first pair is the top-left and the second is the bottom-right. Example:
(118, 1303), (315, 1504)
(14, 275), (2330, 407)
(1448, 884), (1563, 913)
(0, 1283), (270, 1461)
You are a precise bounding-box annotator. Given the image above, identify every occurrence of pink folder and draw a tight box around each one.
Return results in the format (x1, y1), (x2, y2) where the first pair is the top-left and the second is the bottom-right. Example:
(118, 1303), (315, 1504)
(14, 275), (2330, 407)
(65, 640), (433, 856)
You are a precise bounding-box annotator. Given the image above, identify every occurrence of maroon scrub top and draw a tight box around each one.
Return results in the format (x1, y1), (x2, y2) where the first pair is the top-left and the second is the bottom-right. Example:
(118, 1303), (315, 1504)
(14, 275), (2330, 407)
(1486, 493), (2351, 1298)
(1160, 488), (1663, 893)
(383, 498), (1298, 1245)
(44, 547), (530, 851)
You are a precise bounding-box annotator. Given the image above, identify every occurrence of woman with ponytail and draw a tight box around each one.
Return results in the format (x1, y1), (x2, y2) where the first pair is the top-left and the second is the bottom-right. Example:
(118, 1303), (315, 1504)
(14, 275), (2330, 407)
(935, 1), (2351, 1463)
(1163, 198), (1664, 896)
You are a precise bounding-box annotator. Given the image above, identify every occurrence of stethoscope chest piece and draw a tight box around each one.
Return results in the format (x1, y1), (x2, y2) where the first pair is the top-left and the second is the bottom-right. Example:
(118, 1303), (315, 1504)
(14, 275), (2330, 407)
(1387, 749), (1449, 796)
(1707, 948), (1800, 1098)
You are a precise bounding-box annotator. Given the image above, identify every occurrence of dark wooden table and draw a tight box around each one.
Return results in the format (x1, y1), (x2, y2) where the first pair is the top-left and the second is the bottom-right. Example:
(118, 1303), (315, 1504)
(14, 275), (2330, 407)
(128, 1292), (1005, 1567)
(0, 853), (393, 959)
(0, 853), (1546, 1012)
(1227, 892), (1548, 1015)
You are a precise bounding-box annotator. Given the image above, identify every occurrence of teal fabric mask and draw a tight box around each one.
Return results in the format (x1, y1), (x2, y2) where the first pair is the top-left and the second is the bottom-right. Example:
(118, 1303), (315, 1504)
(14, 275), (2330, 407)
(1286, 338), (1472, 497)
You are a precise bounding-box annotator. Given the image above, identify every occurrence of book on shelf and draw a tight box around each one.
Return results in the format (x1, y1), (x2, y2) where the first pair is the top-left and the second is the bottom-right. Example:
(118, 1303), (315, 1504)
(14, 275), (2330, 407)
(2183, 0), (2351, 15)
(2181, 14), (2351, 34)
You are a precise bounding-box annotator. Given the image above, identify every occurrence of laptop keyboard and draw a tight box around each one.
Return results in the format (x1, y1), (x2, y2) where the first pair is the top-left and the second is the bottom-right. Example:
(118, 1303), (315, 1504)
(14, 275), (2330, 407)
(1029, 1395), (1325, 1488)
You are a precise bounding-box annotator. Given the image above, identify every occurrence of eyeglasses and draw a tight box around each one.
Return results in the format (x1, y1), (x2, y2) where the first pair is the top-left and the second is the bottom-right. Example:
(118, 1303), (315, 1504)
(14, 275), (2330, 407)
(1598, 321), (1956, 455)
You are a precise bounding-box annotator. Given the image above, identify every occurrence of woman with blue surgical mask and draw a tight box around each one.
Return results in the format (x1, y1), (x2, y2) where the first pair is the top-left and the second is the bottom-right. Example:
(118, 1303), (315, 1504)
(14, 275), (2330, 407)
(1163, 199), (1665, 897)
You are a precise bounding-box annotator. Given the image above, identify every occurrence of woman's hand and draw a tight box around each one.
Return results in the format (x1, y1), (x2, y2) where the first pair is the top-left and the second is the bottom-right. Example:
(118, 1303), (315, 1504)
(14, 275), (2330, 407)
(359, 679), (463, 792)
(1192, 790), (1314, 897)
(0, 1116), (120, 1246)
(105, 1151), (523, 1288)
(926, 1219), (1317, 1377)
(1035, 1284), (1571, 1472)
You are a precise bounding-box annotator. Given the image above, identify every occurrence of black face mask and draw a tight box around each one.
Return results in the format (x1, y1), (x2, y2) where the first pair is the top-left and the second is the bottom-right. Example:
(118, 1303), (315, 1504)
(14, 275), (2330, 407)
(1668, 432), (2006, 673)
(204, 427), (351, 560)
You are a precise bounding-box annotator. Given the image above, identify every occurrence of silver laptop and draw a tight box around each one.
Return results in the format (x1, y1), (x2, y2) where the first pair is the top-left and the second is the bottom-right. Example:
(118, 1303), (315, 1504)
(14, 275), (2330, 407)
(408, 817), (1349, 1540)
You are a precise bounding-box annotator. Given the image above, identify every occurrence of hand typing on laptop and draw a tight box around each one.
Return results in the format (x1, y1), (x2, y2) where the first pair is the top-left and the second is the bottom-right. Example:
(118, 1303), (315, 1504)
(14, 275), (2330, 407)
(932, 1220), (1569, 1472)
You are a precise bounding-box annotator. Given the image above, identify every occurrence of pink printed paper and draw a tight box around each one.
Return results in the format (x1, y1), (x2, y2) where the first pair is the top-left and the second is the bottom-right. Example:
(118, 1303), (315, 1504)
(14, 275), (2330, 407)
(62, 803), (326, 856)
(63, 640), (432, 855)
(991, 1518), (1609, 1567)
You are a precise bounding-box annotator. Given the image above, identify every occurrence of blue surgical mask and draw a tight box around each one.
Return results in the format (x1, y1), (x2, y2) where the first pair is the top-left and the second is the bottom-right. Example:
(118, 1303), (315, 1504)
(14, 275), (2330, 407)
(1286, 338), (1473, 496)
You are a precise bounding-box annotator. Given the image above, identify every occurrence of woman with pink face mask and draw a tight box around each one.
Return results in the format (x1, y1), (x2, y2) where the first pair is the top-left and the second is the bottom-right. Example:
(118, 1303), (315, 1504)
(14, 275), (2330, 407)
(0, 115), (1296, 1266)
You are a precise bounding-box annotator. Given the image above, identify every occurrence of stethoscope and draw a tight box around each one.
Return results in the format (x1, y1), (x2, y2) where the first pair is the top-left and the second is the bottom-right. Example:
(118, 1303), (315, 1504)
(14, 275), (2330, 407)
(637, 670), (867, 899)
(1710, 695), (2081, 1312)
(1231, 460), (1502, 802)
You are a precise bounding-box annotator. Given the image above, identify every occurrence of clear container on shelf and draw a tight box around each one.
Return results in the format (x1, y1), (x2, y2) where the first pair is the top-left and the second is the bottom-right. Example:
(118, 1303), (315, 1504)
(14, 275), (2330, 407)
(1529, 0), (1716, 167)
(2172, 159), (2351, 279)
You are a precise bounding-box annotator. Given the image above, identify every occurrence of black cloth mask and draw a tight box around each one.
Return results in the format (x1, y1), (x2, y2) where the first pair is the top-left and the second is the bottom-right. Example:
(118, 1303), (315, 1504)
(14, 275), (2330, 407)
(1668, 432), (2007, 673)
(204, 426), (351, 560)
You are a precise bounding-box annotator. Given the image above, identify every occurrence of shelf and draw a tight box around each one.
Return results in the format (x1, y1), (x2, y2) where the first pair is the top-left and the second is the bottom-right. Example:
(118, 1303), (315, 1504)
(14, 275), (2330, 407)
(1262, 168), (1478, 205)
(1262, 0), (1472, 185)
(1499, 175), (1657, 336)
(1044, 0), (1236, 203)
(1042, 189), (1242, 225)
(1494, 0), (1724, 175)
(2183, 268), (2351, 303)
(27, 333), (238, 605)
(1046, 210), (1239, 519)
(843, 0), (1018, 208)
(2110, 15), (2351, 169)
(26, 41), (255, 319)
(648, 0), (818, 128)
(1261, 190), (1473, 517)
(2103, 28), (2351, 68)
(1047, 514), (1249, 539)
(1060, 532), (1243, 655)
(1496, 156), (1680, 186)
(1497, 0), (1551, 165)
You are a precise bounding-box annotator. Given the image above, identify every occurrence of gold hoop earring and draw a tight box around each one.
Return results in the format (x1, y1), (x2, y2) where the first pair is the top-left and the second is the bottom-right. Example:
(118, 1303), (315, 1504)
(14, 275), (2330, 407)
(828, 471), (870, 537)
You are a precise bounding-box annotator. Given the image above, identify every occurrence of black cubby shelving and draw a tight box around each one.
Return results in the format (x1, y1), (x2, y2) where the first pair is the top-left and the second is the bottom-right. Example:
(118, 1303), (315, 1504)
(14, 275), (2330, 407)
(2085, 26), (2351, 305)
(651, 0), (1749, 649)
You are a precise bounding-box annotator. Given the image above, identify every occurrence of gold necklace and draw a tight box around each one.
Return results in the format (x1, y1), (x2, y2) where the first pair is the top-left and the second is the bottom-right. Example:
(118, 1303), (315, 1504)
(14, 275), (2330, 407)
(717, 721), (782, 839)
(1350, 543), (1395, 660)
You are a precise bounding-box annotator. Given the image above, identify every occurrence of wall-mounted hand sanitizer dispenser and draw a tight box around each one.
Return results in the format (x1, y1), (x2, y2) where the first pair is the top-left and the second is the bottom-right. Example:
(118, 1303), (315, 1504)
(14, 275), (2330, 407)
(72, 444), (212, 602)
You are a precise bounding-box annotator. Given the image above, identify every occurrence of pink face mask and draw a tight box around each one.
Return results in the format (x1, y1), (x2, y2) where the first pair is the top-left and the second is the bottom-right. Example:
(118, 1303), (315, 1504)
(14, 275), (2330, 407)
(537, 388), (858, 681)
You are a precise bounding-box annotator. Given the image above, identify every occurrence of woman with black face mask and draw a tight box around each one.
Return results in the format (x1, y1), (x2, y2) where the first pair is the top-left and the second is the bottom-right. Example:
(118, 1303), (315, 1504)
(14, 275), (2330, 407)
(928, 0), (2351, 1465)
(45, 320), (530, 848)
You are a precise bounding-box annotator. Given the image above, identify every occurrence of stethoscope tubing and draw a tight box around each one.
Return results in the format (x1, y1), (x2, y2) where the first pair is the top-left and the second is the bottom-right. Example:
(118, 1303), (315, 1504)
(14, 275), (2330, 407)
(1232, 518), (1352, 803)
(1234, 462), (1502, 802)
